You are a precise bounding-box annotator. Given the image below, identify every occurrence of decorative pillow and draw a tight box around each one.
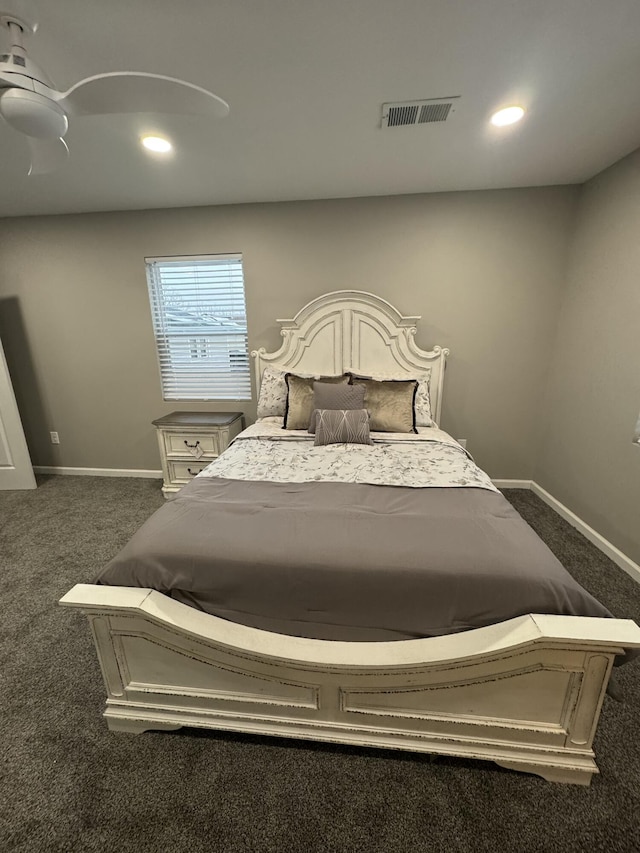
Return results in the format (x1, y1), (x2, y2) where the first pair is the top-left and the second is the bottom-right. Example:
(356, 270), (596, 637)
(257, 368), (351, 421)
(350, 377), (418, 433)
(314, 409), (373, 446)
(256, 366), (288, 418)
(350, 369), (433, 426)
(308, 381), (366, 434)
(284, 373), (350, 430)
(408, 371), (432, 427)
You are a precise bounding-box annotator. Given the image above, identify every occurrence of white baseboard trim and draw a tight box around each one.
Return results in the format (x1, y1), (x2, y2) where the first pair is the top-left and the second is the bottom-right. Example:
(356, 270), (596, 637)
(34, 466), (162, 479)
(492, 479), (532, 489)
(531, 482), (640, 585)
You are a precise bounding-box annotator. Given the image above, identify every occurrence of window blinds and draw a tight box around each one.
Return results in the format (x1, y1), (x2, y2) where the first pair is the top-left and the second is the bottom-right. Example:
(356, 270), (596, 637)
(145, 254), (251, 401)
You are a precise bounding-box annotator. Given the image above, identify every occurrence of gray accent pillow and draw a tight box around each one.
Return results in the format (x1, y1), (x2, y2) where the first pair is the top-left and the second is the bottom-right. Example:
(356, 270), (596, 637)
(350, 378), (418, 433)
(283, 373), (350, 430)
(308, 381), (366, 433)
(314, 409), (373, 447)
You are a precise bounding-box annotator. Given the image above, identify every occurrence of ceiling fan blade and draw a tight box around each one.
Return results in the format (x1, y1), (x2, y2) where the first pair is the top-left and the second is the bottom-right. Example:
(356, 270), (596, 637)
(55, 72), (229, 119)
(27, 135), (69, 175)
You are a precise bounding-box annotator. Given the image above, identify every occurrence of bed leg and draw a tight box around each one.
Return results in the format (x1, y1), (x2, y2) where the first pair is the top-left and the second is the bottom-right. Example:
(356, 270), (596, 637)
(105, 718), (183, 735)
(494, 760), (595, 786)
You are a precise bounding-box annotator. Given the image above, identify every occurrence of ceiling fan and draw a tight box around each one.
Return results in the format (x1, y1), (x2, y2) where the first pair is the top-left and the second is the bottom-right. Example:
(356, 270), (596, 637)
(0, 7), (229, 175)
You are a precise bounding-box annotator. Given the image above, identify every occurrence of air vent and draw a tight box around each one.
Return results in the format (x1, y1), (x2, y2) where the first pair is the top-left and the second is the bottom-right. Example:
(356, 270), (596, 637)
(381, 97), (460, 129)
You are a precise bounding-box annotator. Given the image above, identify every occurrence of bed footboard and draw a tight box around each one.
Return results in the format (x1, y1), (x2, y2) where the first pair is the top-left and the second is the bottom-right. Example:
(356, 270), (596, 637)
(60, 584), (640, 785)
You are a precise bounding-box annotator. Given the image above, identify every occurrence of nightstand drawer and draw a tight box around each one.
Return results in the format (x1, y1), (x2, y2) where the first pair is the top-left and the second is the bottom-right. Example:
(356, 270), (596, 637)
(168, 460), (210, 483)
(164, 431), (219, 458)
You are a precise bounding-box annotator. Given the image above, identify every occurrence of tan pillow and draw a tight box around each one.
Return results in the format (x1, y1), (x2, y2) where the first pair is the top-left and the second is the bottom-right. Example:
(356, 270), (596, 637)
(350, 378), (418, 433)
(349, 369), (433, 426)
(283, 373), (350, 429)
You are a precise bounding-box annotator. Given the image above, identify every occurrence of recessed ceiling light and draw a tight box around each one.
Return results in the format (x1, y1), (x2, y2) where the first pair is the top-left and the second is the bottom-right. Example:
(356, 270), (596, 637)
(490, 106), (525, 127)
(141, 135), (172, 153)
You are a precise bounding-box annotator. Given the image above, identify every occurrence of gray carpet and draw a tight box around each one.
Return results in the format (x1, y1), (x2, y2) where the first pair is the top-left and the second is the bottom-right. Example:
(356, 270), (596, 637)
(1, 476), (639, 853)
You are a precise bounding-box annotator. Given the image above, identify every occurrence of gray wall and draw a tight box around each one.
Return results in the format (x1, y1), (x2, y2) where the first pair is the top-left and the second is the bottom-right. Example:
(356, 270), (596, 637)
(535, 149), (640, 564)
(0, 186), (578, 476)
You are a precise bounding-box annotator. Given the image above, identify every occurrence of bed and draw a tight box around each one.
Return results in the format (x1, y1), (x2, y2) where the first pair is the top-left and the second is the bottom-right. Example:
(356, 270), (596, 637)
(60, 290), (640, 785)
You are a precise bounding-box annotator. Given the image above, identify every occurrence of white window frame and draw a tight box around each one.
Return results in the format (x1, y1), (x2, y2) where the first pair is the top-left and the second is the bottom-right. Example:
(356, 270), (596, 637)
(145, 253), (251, 401)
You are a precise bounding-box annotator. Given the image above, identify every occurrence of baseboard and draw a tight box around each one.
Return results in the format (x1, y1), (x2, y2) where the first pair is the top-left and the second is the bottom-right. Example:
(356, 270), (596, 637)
(492, 479), (533, 489)
(33, 466), (162, 479)
(531, 482), (640, 585)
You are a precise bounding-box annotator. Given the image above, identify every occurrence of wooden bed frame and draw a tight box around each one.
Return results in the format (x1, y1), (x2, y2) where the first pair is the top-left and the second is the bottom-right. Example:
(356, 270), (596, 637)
(60, 290), (640, 785)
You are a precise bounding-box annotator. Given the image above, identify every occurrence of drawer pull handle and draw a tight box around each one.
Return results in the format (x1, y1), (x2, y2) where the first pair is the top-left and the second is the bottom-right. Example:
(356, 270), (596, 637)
(187, 467), (204, 476)
(184, 440), (200, 449)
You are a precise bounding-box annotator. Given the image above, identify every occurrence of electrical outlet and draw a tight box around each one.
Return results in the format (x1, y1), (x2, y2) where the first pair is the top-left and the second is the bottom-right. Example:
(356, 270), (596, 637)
(50, 431), (60, 444)
(457, 438), (467, 449)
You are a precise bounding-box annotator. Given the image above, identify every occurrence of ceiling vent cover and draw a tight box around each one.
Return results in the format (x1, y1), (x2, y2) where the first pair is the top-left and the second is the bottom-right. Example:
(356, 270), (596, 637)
(381, 97), (459, 128)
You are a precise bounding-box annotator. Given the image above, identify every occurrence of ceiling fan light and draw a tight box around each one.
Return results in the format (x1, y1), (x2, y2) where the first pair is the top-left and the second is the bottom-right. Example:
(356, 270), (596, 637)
(490, 106), (525, 127)
(141, 135), (172, 153)
(0, 88), (68, 139)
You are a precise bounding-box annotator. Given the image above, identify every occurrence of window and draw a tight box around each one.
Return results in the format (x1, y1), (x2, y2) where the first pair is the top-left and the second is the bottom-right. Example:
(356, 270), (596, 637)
(634, 413), (640, 446)
(145, 254), (251, 401)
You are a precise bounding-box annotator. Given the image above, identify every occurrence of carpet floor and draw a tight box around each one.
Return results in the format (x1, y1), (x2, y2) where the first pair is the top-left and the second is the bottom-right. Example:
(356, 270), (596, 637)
(0, 476), (639, 853)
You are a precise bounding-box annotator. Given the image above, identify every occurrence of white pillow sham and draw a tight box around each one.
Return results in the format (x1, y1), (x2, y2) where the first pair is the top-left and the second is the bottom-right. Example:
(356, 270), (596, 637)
(256, 366), (289, 418)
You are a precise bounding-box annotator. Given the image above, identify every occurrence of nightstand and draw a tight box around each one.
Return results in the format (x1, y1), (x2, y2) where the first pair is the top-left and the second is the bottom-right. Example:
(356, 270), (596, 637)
(152, 411), (245, 499)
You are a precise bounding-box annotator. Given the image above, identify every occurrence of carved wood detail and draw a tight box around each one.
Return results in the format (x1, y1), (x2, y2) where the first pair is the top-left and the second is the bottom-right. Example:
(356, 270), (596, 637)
(62, 585), (640, 786)
(251, 290), (449, 425)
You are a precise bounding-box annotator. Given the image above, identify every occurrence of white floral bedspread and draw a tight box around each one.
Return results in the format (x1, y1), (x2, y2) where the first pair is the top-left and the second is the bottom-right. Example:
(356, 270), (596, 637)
(198, 420), (498, 492)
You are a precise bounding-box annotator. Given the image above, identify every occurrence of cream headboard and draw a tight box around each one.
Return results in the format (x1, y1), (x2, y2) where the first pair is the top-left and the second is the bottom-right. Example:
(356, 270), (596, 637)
(251, 290), (450, 426)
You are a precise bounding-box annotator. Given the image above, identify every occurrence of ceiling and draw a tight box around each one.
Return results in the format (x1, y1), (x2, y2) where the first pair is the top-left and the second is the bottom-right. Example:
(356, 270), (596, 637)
(1, 0), (640, 218)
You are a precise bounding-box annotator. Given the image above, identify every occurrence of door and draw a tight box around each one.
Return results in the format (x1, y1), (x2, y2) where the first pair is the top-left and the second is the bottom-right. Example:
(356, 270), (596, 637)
(0, 335), (36, 490)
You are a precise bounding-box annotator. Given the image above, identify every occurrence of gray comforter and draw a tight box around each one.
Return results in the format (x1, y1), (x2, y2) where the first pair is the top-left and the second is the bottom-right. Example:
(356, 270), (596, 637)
(97, 476), (612, 641)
